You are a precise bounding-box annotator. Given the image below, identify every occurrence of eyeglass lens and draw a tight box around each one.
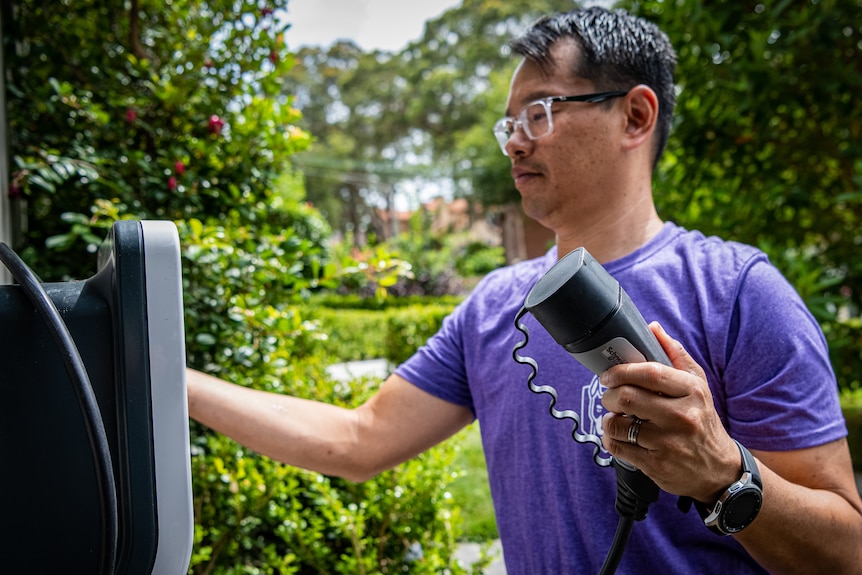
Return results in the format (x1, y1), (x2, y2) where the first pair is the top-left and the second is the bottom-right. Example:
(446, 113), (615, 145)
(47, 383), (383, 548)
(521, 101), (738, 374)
(494, 100), (552, 154)
(523, 101), (551, 140)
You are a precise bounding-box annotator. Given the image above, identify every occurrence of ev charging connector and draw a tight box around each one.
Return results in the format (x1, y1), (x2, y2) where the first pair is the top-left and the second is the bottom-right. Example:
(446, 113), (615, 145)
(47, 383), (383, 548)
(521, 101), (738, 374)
(514, 247), (671, 574)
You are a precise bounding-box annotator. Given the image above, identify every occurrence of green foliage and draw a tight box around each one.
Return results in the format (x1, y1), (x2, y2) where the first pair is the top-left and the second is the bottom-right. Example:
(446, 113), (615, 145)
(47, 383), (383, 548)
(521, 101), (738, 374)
(7, 0), (310, 279)
(447, 424), (498, 542)
(456, 242), (506, 277)
(308, 293), (464, 311)
(310, 308), (390, 361)
(184, 286), (478, 573)
(841, 386), (862, 470)
(177, 217), (468, 573)
(825, 318), (862, 395)
(615, 0), (862, 391)
(179, 214), (333, 374)
(385, 304), (458, 365)
(189, 362), (470, 575)
(351, 210), (506, 298)
(308, 296), (463, 363)
(334, 243), (417, 300)
(384, 211), (464, 296)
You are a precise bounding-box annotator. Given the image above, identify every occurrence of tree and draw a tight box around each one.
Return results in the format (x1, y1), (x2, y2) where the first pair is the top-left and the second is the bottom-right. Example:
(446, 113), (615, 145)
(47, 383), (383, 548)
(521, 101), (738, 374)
(5, 0), (310, 279)
(619, 0), (862, 288)
(284, 41), (421, 243)
(619, 0), (862, 387)
(282, 0), (580, 240)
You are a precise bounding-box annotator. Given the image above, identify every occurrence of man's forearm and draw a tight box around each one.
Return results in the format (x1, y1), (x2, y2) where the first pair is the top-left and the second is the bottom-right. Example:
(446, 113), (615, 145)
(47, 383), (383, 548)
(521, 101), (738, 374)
(186, 368), (371, 480)
(186, 368), (474, 483)
(736, 449), (862, 575)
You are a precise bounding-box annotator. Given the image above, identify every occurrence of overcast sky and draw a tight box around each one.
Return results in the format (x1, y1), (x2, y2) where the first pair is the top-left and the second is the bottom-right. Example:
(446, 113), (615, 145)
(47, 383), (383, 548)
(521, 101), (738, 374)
(282, 1), (616, 53)
(282, 0), (463, 52)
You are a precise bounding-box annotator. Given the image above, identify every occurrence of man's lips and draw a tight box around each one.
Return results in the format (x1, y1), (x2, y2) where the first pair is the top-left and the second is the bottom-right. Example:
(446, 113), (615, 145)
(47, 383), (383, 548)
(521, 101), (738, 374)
(512, 165), (542, 185)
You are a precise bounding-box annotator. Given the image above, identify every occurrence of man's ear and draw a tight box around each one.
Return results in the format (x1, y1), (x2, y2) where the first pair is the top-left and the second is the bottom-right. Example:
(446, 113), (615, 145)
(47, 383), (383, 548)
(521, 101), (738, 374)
(621, 84), (659, 152)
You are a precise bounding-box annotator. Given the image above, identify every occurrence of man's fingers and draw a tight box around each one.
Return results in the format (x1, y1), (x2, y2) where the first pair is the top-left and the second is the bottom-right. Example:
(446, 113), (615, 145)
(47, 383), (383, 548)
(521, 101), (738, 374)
(650, 321), (706, 380)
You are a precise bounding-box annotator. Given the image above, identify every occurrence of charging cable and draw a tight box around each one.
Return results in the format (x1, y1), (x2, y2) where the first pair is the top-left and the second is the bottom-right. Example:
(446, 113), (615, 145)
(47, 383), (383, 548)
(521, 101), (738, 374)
(513, 248), (671, 574)
(514, 308), (658, 574)
(0, 243), (118, 575)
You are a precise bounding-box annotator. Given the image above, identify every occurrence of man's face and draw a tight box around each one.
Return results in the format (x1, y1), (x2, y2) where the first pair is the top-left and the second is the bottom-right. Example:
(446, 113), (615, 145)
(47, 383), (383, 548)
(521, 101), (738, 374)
(503, 41), (623, 229)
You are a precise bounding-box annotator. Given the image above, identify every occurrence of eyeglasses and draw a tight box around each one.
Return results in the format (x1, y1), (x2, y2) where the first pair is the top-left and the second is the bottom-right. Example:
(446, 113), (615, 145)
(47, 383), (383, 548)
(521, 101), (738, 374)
(492, 91), (628, 155)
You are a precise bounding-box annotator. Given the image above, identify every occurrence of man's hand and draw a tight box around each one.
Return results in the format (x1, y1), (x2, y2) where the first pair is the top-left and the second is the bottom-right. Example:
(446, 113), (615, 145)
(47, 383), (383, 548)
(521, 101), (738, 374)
(600, 321), (740, 503)
(600, 322), (862, 574)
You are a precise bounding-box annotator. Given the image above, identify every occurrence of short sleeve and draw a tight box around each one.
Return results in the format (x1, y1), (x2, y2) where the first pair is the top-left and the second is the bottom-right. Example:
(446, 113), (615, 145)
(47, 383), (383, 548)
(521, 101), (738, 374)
(721, 258), (846, 450)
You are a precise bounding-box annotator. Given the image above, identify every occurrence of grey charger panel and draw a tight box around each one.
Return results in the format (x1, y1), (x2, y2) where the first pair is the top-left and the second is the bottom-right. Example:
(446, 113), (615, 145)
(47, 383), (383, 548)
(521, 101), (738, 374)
(0, 220), (192, 574)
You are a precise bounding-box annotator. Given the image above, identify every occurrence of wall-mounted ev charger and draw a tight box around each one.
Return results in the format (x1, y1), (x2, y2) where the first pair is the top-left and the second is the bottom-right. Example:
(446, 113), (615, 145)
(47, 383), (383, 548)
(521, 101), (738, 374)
(0, 220), (193, 574)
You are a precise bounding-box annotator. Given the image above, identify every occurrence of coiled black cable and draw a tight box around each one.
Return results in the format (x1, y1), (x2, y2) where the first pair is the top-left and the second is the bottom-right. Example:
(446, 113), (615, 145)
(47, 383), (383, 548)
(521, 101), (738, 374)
(512, 306), (612, 467)
(513, 306), (658, 575)
(0, 243), (118, 575)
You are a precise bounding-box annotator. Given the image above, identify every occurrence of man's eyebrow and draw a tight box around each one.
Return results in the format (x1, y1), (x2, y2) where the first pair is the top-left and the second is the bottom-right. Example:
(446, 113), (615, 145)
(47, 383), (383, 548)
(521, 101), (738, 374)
(505, 92), (557, 117)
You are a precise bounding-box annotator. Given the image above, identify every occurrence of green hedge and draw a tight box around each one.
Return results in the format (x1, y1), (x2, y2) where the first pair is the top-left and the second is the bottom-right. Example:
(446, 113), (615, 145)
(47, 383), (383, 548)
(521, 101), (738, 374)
(310, 308), (390, 361)
(842, 388), (862, 471)
(308, 293), (463, 311)
(181, 225), (477, 573)
(384, 305), (458, 366)
(308, 297), (460, 364)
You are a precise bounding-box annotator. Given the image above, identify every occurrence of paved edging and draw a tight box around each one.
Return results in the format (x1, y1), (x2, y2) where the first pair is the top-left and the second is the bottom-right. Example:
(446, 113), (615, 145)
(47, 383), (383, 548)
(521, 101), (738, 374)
(454, 540), (505, 574)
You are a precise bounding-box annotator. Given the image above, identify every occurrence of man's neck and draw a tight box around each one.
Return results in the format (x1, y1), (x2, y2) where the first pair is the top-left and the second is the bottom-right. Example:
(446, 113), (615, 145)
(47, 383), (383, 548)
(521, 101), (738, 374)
(553, 204), (664, 264)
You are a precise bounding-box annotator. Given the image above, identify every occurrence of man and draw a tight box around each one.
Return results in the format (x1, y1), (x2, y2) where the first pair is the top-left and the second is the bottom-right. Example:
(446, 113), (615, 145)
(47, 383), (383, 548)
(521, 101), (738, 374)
(188, 7), (862, 574)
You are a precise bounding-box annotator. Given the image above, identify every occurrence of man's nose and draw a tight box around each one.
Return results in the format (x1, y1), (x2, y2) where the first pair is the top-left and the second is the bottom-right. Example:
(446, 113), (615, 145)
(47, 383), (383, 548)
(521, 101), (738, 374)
(505, 124), (534, 157)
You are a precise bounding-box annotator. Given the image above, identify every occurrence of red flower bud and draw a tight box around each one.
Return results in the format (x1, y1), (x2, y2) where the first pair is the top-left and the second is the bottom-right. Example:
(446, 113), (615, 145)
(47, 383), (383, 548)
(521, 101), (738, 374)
(262, 7), (274, 16)
(269, 50), (278, 64)
(174, 161), (186, 175)
(204, 58), (214, 69)
(168, 176), (178, 190)
(126, 108), (137, 123)
(207, 115), (225, 135)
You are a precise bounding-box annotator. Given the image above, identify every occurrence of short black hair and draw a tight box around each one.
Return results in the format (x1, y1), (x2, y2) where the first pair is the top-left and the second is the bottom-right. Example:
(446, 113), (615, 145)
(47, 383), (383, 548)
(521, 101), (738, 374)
(510, 7), (677, 169)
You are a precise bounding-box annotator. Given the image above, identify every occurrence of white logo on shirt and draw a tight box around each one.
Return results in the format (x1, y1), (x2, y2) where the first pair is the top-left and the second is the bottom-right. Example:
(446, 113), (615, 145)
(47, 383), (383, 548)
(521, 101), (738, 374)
(581, 374), (610, 455)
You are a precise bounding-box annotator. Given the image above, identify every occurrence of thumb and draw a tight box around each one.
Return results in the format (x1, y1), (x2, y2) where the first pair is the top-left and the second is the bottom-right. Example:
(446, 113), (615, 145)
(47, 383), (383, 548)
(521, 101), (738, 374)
(650, 321), (707, 380)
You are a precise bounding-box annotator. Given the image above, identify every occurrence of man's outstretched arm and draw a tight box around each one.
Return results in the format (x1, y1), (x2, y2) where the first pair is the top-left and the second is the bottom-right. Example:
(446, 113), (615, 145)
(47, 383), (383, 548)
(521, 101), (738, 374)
(187, 368), (474, 482)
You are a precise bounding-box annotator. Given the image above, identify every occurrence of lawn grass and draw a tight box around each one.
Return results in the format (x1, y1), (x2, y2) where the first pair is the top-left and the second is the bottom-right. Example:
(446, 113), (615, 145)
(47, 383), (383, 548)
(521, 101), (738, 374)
(447, 422), (499, 542)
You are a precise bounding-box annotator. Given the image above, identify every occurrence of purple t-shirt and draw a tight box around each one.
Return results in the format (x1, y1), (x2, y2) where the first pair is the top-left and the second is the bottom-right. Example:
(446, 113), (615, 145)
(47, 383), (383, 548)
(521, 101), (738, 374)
(395, 222), (846, 574)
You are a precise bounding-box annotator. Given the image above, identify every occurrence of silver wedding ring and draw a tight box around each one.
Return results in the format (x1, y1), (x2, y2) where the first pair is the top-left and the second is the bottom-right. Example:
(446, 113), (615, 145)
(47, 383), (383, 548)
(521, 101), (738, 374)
(627, 417), (643, 446)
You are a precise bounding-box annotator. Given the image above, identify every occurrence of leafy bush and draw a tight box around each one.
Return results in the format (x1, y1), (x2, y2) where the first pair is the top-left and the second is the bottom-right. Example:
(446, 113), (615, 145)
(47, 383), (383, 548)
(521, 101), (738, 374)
(309, 308), (389, 362)
(841, 387), (862, 471)
(455, 243), (506, 278)
(308, 294), (464, 311)
(182, 230), (471, 573)
(179, 214), (336, 377)
(383, 212), (463, 297)
(308, 296), (463, 364)
(7, 0), (313, 280)
(189, 363), (469, 575)
(384, 304), (458, 365)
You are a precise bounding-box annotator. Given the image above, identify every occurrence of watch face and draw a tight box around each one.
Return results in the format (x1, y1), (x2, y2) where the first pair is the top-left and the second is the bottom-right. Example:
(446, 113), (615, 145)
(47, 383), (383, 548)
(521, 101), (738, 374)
(722, 489), (763, 532)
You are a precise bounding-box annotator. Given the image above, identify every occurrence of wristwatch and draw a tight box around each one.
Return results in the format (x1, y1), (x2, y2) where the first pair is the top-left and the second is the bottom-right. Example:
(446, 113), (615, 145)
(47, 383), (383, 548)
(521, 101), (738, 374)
(699, 439), (763, 536)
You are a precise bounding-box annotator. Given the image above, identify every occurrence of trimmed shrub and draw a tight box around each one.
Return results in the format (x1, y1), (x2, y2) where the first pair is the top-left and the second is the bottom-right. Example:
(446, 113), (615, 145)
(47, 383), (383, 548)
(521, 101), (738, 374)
(310, 308), (389, 361)
(842, 387), (862, 472)
(182, 224), (471, 573)
(384, 305), (458, 366)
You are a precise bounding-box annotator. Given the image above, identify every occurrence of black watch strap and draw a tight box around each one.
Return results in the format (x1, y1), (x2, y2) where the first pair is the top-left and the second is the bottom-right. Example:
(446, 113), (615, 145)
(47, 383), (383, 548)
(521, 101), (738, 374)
(695, 439), (763, 536)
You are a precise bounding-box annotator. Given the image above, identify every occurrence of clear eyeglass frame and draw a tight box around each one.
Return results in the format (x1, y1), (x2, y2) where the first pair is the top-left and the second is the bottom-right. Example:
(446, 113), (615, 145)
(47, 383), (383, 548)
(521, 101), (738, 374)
(492, 91), (628, 156)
